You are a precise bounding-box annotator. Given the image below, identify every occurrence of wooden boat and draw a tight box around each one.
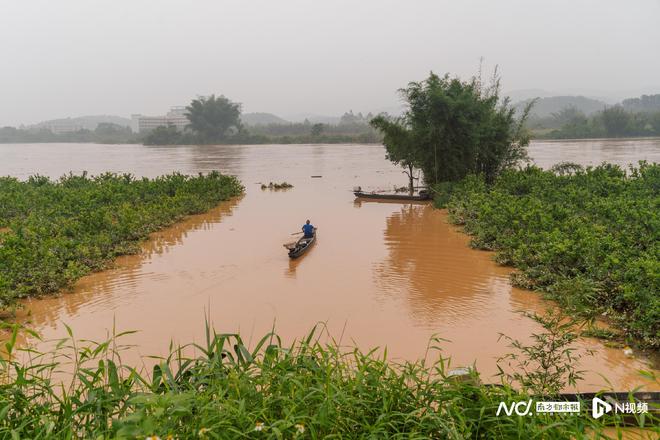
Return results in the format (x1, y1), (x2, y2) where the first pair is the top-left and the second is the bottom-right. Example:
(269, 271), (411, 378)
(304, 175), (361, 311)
(353, 189), (431, 201)
(284, 229), (316, 259)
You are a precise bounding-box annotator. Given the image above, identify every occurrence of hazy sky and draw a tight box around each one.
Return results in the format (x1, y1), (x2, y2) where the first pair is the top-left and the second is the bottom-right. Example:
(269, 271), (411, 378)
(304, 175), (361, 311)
(2, 0), (659, 126)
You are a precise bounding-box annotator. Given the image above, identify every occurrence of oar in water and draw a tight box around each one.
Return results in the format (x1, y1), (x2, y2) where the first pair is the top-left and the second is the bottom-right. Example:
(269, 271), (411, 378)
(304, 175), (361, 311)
(284, 232), (302, 249)
(291, 227), (318, 235)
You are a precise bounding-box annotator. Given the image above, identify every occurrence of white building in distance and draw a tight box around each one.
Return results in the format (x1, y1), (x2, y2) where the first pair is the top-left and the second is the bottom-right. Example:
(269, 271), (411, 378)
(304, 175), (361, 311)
(132, 106), (189, 133)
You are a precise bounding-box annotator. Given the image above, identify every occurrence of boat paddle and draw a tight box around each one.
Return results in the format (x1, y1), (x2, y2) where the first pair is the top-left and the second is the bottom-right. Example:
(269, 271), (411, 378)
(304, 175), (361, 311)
(291, 227), (318, 235)
(284, 231), (303, 249)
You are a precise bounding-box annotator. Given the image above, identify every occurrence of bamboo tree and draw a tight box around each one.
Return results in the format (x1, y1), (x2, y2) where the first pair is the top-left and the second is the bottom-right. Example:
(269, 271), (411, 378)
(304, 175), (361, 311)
(371, 70), (533, 185)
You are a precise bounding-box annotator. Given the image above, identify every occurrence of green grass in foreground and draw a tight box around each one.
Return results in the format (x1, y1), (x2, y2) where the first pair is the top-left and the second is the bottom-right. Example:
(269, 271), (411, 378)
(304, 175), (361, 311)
(439, 162), (659, 350)
(0, 316), (656, 439)
(0, 172), (243, 310)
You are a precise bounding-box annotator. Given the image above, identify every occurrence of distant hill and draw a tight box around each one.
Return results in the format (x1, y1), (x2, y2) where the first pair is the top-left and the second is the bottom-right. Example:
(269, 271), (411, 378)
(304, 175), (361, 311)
(240, 112), (289, 126)
(621, 94), (660, 113)
(282, 109), (391, 125)
(515, 96), (607, 118)
(33, 115), (131, 130)
(284, 113), (341, 124)
(505, 89), (556, 103)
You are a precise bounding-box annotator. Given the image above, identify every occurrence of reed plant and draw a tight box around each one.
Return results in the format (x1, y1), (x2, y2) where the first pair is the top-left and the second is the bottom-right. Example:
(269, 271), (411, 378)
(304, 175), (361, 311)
(0, 319), (655, 439)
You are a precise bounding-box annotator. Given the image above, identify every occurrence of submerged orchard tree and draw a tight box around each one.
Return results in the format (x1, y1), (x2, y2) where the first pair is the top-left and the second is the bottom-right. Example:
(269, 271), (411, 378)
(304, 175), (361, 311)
(185, 94), (243, 143)
(370, 115), (420, 193)
(551, 106), (587, 127)
(371, 70), (533, 184)
(311, 123), (324, 137)
(600, 105), (631, 137)
(143, 125), (181, 145)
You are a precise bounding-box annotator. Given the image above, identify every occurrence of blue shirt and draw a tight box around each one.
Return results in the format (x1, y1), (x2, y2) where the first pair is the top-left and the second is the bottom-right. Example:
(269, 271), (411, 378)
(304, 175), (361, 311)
(302, 224), (314, 237)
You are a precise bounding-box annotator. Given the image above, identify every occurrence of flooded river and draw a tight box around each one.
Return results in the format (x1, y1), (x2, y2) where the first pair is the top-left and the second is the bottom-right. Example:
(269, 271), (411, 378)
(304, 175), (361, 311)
(1, 138), (659, 391)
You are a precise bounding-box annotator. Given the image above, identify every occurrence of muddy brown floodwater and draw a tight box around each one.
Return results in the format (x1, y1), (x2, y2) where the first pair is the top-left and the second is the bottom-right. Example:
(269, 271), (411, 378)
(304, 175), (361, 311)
(1, 139), (659, 391)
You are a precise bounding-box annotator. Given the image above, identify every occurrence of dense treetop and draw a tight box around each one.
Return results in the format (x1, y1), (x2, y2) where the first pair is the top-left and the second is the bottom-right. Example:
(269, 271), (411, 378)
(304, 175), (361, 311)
(371, 71), (532, 185)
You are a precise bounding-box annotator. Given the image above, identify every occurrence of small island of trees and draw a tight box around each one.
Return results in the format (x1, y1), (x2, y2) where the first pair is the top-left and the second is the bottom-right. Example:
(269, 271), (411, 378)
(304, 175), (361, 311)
(370, 70), (533, 192)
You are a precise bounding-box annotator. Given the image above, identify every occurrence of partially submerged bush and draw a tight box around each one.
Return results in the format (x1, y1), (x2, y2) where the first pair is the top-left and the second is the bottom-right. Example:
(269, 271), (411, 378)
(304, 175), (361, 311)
(260, 181), (294, 190)
(497, 310), (589, 396)
(445, 163), (660, 349)
(0, 172), (243, 309)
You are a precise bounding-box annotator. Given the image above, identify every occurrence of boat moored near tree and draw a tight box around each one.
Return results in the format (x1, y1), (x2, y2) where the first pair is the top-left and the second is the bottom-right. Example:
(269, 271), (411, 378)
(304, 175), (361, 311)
(353, 186), (431, 201)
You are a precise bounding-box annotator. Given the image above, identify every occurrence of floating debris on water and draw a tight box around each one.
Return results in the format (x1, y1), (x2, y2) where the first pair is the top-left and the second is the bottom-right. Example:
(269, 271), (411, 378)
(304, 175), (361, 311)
(261, 181), (294, 190)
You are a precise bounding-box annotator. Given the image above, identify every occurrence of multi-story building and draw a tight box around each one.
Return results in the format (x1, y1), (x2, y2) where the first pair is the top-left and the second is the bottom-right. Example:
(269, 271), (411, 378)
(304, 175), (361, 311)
(132, 106), (189, 133)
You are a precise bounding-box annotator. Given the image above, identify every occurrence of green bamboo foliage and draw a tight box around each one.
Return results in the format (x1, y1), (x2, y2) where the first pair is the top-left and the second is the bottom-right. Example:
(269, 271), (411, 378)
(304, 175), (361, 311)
(371, 70), (533, 186)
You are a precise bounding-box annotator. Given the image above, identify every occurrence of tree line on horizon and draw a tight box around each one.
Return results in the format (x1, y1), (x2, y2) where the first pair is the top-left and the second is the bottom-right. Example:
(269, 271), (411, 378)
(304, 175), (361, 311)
(532, 103), (660, 139)
(0, 99), (382, 145)
(142, 96), (382, 145)
(0, 122), (140, 144)
(2, 91), (659, 145)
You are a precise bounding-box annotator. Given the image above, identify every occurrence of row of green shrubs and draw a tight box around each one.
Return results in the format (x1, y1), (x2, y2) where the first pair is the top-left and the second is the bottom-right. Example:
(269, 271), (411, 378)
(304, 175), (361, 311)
(1, 319), (654, 439)
(439, 162), (659, 349)
(0, 171), (243, 309)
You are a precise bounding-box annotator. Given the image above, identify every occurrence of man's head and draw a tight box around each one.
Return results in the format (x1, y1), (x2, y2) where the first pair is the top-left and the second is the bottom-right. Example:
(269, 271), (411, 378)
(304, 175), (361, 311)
(306, 220), (310, 224)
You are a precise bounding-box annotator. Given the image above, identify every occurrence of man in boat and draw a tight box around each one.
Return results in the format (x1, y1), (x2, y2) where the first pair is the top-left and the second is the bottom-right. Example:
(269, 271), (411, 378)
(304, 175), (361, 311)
(302, 219), (315, 238)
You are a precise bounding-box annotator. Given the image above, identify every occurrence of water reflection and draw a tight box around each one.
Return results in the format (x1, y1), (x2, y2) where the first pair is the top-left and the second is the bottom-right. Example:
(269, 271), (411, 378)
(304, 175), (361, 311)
(370, 202), (656, 389)
(17, 198), (241, 342)
(187, 144), (248, 176)
(285, 258), (299, 278)
(375, 204), (510, 326)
